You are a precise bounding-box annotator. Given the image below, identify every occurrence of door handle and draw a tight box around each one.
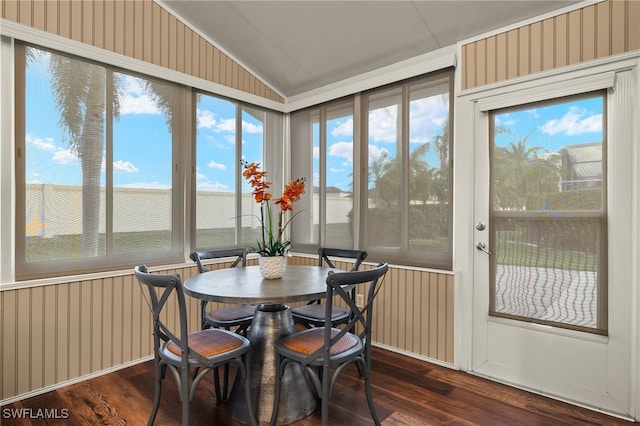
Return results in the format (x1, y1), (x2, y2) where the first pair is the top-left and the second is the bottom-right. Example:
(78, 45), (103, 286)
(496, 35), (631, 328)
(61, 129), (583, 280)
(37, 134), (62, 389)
(476, 242), (492, 255)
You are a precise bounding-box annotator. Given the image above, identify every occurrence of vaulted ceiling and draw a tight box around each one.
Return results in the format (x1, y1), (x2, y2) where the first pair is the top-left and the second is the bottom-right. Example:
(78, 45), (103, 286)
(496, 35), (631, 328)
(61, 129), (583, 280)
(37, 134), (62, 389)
(160, 1), (581, 98)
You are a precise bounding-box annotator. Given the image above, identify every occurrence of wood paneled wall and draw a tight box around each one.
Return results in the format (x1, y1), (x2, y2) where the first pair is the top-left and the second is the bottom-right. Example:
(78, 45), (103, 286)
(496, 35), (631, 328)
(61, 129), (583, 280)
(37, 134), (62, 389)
(0, 257), (454, 401)
(462, 0), (640, 90)
(288, 256), (455, 363)
(0, 0), (284, 102)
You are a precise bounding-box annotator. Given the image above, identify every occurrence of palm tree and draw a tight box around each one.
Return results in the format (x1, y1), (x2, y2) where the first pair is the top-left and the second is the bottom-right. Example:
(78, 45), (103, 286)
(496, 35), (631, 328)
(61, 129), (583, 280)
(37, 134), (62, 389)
(43, 48), (171, 257)
(493, 130), (560, 210)
(432, 117), (450, 171)
(48, 54), (120, 256)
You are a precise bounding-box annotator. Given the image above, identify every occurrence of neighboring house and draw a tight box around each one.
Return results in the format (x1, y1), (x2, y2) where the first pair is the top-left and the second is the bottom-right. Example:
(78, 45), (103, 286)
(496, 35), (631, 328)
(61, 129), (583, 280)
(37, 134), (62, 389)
(560, 142), (603, 191)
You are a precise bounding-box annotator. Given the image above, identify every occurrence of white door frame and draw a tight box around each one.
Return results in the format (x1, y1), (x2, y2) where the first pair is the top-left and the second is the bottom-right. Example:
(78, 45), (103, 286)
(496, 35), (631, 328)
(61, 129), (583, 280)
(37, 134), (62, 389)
(453, 53), (640, 421)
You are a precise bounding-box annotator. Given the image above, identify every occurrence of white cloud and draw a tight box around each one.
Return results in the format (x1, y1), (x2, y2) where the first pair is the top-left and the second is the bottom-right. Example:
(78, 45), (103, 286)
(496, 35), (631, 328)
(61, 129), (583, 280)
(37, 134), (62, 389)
(197, 181), (231, 192)
(495, 114), (512, 127)
(368, 106), (398, 142)
(113, 160), (139, 173)
(408, 97), (449, 144)
(27, 133), (81, 165)
(52, 148), (79, 165)
(243, 121), (263, 134)
(119, 75), (162, 115)
(331, 118), (353, 137)
(313, 146), (320, 159)
(368, 144), (389, 164)
(119, 182), (171, 190)
(196, 110), (262, 136)
(207, 160), (226, 170)
(541, 106), (602, 136)
(329, 167), (344, 173)
(26, 134), (57, 152)
(217, 118), (236, 132)
(369, 97), (448, 144)
(328, 141), (353, 164)
(197, 109), (218, 129)
(28, 172), (41, 183)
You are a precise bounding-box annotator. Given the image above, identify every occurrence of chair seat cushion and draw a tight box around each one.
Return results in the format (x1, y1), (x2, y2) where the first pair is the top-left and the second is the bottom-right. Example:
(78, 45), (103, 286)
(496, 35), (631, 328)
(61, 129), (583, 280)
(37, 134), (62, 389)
(282, 328), (359, 356)
(167, 329), (245, 358)
(291, 304), (348, 320)
(206, 304), (256, 322)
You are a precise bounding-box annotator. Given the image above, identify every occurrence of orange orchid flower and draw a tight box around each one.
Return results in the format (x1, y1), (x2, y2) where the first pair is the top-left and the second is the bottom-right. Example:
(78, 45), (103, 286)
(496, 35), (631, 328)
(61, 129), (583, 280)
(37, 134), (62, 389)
(241, 160), (306, 256)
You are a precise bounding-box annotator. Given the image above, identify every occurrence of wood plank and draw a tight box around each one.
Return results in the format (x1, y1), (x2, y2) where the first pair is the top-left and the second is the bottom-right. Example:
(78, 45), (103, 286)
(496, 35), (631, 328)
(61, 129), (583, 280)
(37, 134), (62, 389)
(1, 347), (636, 426)
(45, 0), (59, 35)
(506, 29), (519, 79)
(629, 0), (640, 51)
(595, 0), (611, 58)
(567, 9), (582, 64)
(529, 22), (542, 74)
(554, 13), (568, 68)
(542, 18), (555, 71)
(610, 0), (626, 54)
(582, 4), (597, 61)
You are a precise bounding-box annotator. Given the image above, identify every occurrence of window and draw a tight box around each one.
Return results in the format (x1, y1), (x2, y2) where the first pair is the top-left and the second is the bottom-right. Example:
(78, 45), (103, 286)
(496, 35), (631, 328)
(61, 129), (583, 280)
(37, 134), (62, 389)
(363, 71), (453, 268)
(290, 99), (355, 249)
(291, 70), (453, 269)
(16, 44), (184, 279)
(489, 93), (607, 334)
(193, 92), (281, 251)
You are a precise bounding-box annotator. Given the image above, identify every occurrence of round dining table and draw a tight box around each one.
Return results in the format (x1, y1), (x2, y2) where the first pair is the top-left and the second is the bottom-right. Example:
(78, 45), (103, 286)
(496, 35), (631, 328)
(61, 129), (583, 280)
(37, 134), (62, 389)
(183, 264), (338, 425)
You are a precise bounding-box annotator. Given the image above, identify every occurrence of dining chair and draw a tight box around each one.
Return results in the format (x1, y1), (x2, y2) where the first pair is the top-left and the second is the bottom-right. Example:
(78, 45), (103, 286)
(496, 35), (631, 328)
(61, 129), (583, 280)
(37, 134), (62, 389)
(291, 247), (367, 329)
(133, 265), (257, 426)
(269, 262), (388, 426)
(190, 248), (255, 401)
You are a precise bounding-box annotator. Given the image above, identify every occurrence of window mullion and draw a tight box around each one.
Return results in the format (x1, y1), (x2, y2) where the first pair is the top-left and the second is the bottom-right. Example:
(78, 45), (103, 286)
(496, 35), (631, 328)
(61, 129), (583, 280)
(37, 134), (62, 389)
(401, 84), (410, 251)
(105, 68), (113, 255)
(319, 106), (327, 244)
(235, 103), (242, 246)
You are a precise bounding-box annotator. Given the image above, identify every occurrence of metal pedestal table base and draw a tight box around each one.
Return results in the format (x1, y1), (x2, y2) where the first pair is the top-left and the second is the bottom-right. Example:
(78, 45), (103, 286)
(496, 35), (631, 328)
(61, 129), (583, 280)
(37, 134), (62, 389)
(228, 304), (317, 425)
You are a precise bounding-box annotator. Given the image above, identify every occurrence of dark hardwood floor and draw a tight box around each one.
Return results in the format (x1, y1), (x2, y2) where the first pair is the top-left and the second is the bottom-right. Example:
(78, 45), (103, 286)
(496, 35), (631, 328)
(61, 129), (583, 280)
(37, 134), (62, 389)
(2, 347), (636, 425)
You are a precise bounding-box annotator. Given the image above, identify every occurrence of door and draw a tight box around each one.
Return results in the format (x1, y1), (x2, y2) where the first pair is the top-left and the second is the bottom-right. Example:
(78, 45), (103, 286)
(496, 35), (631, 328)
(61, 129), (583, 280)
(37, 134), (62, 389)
(470, 70), (634, 418)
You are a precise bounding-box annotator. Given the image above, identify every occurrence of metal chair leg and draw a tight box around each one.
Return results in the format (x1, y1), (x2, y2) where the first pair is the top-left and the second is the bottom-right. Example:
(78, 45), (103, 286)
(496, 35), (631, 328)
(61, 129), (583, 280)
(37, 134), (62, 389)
(148, 360), (164, 426)
(180, 366), (190, 425)
(361, 359), (380, 426)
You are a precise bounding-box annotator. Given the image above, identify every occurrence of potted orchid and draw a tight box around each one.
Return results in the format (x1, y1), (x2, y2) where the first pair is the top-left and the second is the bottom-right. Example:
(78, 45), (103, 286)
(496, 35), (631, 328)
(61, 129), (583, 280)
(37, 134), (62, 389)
(242, 161), (306, 278)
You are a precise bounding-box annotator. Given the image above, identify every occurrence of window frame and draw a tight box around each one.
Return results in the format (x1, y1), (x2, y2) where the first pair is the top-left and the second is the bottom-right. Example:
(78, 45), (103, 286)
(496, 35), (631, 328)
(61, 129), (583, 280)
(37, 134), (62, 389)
(290, 98), (358, 252)
(487, 91), (608, 335)
(361, 70), (454, 269)
(190, 89), (284, 253)
(14, 42), (186, 279)
(291, 69), (455, 269)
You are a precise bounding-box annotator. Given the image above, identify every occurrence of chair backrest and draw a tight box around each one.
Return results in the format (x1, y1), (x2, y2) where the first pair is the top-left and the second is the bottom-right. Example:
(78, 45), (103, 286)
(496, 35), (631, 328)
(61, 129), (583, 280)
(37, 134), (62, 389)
(134, 265), (193, 361)
(135, 265), (221, 367)
(302, 263), (388, 365)
(318, 247), (367, 271)
(190, 248), (248, 274)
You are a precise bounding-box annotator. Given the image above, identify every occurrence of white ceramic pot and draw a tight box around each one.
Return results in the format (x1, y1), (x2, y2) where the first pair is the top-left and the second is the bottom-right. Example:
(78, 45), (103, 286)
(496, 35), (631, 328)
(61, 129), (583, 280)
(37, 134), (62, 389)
(258, 256), (287, 279)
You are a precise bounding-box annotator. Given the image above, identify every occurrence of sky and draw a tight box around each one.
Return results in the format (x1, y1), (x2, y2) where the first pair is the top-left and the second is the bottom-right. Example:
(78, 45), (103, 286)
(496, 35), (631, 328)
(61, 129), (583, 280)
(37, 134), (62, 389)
(25, 47), (603, 193)
(493, 96), (603, 152)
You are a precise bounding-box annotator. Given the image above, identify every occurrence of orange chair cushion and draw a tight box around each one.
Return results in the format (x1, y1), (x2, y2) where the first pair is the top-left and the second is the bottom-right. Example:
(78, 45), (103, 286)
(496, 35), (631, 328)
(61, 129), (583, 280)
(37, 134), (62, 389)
(291, 304), (347, 320)
(207, 305), (255, 321)
(167, 329), (244, 358)
(283, 328), (358, 356)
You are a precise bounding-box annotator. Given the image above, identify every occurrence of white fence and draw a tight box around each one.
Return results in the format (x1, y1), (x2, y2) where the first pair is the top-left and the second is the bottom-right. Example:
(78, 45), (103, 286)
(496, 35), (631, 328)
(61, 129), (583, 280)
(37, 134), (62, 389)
(25, 184), (352, 237)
